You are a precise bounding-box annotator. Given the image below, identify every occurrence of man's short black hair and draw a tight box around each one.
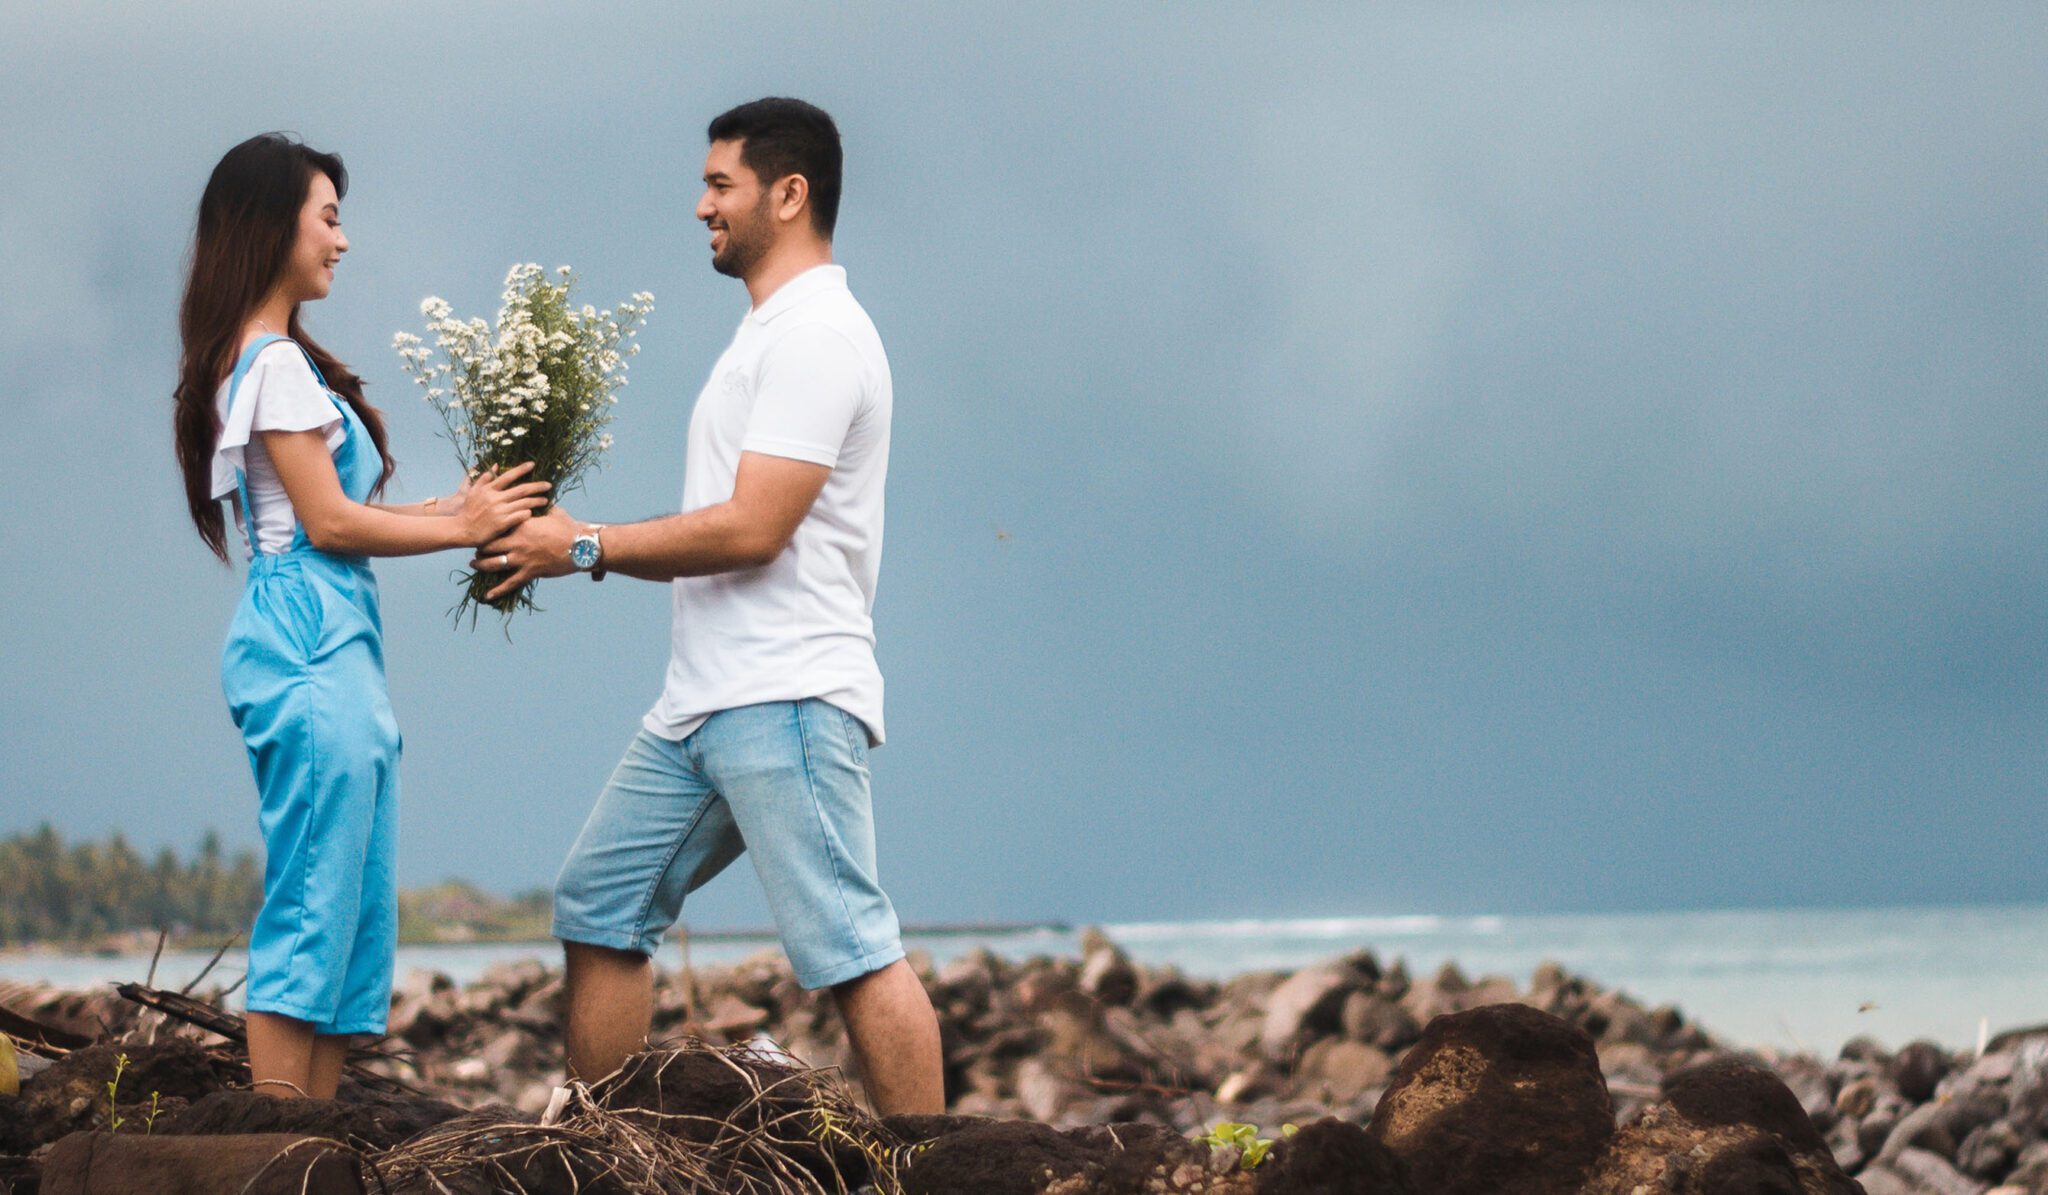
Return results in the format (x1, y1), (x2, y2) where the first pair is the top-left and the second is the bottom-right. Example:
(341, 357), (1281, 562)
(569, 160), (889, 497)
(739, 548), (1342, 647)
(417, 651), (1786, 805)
(707, 97), (843, 238)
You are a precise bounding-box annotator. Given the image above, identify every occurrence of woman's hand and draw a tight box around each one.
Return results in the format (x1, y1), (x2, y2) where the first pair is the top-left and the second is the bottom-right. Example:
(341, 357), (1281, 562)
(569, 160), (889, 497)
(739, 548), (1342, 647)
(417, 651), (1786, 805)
(436, 469), (479, 519)
(457, 462), (552, 545)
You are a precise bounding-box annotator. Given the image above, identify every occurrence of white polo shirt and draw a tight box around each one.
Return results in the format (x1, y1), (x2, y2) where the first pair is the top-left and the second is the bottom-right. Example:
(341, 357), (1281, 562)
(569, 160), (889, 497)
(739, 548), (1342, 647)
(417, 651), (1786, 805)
(644, 264), (893, 745)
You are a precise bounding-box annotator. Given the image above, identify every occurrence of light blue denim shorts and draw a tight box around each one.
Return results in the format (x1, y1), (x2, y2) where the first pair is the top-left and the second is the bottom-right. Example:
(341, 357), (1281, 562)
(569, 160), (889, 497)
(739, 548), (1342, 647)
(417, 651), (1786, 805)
(552, 699), (905, 990)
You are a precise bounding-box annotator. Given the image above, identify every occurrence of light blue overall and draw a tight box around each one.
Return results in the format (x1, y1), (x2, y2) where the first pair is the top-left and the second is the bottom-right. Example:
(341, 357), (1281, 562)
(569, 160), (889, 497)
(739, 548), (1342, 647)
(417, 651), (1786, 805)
(219, 335), (399, 1036)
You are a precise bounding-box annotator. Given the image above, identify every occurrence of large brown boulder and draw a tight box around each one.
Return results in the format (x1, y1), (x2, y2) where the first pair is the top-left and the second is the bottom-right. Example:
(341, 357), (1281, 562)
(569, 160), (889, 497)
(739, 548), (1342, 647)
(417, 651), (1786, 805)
(21, 1042), (229, 1148)
(1254, 1117), (1412, 1194)
(157, 1088), (467, 1151)
(1365, 1003), (1613, 1195)
(39, 1131), (362, 1194)
(1582, 1057), (1863, 1195)
(898, 1119), (1243, 1194)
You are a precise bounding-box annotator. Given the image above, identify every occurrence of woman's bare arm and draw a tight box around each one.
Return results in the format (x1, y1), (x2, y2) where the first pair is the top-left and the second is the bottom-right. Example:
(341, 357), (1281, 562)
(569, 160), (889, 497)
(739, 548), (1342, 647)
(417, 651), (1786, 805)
(261, 430), (548, 556)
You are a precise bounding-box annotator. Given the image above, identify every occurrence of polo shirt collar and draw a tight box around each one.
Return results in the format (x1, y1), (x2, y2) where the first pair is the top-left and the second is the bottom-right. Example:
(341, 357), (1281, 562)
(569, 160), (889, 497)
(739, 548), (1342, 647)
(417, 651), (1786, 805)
(748, 263), (847, 325)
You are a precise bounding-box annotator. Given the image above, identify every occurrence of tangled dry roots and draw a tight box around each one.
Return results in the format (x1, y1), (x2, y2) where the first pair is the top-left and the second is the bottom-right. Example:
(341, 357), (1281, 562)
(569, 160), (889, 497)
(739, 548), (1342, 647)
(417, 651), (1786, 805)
(369, 1039), (912, 1194)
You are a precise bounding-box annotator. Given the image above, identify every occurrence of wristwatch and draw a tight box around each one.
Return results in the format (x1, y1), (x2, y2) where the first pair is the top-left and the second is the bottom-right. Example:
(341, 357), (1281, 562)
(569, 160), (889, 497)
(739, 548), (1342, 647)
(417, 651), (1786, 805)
(570, 525), (606, 581)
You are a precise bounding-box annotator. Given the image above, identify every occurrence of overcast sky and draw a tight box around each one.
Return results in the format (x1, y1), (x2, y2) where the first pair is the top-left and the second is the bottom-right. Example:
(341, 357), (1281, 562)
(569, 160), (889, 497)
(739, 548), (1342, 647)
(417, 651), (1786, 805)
(2, 3), (2043, 930)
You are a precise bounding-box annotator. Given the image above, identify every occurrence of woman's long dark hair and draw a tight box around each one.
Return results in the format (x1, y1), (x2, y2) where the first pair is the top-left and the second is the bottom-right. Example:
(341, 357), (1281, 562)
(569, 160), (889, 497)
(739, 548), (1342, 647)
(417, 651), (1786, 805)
(174, 132), (393, 561)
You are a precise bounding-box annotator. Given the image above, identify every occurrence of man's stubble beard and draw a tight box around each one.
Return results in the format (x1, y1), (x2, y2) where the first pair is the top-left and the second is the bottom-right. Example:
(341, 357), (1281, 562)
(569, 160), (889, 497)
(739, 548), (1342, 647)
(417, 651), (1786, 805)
(710, 195), (774, 279)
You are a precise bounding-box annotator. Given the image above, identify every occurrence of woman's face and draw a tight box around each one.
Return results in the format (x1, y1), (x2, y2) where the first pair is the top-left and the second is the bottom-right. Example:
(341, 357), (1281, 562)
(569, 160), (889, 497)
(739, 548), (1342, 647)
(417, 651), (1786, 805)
(284, 170), (348, 303)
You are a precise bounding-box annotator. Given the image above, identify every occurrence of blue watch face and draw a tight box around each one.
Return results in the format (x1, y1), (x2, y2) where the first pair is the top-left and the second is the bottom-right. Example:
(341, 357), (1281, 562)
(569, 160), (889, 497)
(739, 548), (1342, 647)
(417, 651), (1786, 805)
(570, 536), (599, 568)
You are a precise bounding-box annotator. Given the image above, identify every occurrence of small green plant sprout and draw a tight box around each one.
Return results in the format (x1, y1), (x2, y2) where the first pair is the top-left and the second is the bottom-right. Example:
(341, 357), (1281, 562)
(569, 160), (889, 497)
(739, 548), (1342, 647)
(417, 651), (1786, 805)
(143, 1091), (162, 1135)
(1193, 1121), (1300, 1170)
(103, 1053), (129, 1133)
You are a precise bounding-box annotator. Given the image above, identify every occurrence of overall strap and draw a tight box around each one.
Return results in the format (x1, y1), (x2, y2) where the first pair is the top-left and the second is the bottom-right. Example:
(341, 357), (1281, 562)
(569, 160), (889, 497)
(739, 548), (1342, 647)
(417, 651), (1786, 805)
(224, 334), (292, 558)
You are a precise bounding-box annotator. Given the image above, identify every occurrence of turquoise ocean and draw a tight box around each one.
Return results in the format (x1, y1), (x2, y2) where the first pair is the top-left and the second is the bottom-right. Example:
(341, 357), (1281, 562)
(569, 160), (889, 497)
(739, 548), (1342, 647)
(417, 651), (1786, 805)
(4, 904), (2039, 1056)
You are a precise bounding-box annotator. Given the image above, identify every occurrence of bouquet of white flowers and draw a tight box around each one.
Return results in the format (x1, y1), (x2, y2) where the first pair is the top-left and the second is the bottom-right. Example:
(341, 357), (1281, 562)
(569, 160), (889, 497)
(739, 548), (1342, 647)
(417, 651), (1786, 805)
(394, 263), (652, 622)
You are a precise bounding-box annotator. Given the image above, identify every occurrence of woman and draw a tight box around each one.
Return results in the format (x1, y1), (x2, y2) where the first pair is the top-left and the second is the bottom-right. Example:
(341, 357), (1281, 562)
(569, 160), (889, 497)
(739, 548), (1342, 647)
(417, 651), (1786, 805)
(172, 133), (547, 1098)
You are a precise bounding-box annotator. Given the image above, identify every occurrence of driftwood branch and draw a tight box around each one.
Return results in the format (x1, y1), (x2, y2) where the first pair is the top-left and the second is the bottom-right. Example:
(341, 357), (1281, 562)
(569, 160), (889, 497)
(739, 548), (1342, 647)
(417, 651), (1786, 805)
(0, 1002), (92, 1054)
(179, 933), (241, 996)
(113, 982), (423, 1096)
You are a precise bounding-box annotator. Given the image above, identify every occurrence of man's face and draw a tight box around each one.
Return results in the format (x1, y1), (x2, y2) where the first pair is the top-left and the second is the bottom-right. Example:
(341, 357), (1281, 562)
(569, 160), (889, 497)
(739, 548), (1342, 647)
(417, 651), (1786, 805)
(696, 139), (773, 279)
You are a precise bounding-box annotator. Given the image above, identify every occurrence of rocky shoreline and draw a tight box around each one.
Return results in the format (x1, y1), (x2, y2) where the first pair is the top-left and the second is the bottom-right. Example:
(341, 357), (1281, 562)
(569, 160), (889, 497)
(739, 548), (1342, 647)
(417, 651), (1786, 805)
(3, 932), (2045, 1192)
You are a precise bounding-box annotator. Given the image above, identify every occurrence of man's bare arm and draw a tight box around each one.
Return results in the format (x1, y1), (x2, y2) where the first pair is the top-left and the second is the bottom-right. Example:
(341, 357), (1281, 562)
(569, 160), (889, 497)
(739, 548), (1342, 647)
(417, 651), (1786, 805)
(475, 452), (831, 596)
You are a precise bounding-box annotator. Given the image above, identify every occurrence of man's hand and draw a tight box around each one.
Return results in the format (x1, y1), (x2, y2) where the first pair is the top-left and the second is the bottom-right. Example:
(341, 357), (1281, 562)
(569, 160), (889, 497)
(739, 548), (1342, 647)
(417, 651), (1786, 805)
(475, 507), (579, 599)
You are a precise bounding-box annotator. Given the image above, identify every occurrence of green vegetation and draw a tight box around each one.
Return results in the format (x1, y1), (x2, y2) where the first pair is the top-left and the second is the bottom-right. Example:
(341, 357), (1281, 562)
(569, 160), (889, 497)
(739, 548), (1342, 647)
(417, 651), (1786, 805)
(104, 1053), (127, 1132)
(0, 824), (260, 948)
(397, 880), (552, 944)
(0, 826), (554, 950)
(1194, 1121), (1298, 1170)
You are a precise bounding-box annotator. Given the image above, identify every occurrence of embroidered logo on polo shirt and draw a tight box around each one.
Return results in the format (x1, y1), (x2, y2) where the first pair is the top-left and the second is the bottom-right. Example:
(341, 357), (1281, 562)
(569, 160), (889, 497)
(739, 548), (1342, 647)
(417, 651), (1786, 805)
(722, 369), (749, 399)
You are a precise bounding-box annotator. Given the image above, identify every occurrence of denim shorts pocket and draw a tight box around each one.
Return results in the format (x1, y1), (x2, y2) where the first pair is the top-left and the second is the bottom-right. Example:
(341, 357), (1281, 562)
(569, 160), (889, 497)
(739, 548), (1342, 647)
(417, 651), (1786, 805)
(839, 706), (869, 767)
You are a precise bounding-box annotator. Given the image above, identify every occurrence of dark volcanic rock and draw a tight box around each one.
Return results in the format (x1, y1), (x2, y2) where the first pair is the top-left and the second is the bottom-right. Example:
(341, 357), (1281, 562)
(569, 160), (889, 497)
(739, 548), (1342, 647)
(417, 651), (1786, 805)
(1255, 1117), (1412, 1194)
(1584, 1101), (1808, 1194)
(0, 1153), (37, 1195)
(158, 1088), (468, 1151)
(1955, 1117), (2023, 1179)
(38, 1130), (362, 1194)
(1585, 1057), (1862, 1195)
(1365, 1003), (1613, 1195)
(1667, 1057), (1862, 1194)
(883, 1112), (997, 1143)
(1259, 965), (1361, 1058)
(900, 1119), (1233, 1195)
(22, 1041), (229, 1147)
(1986, 1023), (2048, 1055)
(1889, 1040), (1950, 1104)
(901, 1120), (1095, 1194)
(1862, 1147), (1985, 1195)
(0, 1094), (34, 1156)
(1342, 992), (1422, 1052)
(597, 1048), (784, 1135)
(1662, 1056), (1834, 1156)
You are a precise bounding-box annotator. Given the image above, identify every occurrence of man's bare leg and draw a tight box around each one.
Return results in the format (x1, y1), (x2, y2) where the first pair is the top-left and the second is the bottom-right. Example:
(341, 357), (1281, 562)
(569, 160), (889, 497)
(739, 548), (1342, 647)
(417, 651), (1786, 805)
(564, 940), (654, 1082)
(832, 959), (944, 1115)
(246, 1010), (316, 1098)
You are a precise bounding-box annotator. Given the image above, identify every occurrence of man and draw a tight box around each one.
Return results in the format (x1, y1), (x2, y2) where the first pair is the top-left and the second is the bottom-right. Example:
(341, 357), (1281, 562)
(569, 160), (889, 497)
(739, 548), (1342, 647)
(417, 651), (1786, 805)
(479, 97), (943, 1115)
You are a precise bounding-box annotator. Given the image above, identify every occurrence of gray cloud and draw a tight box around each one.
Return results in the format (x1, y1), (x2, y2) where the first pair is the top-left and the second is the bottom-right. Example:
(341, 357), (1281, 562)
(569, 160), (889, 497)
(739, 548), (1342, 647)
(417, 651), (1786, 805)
(2, 2), (2043, 924)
